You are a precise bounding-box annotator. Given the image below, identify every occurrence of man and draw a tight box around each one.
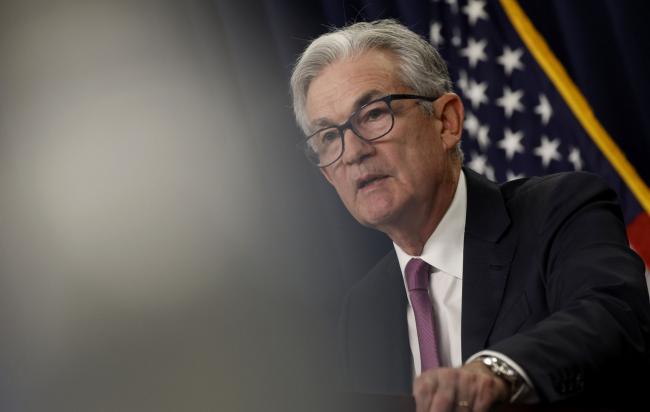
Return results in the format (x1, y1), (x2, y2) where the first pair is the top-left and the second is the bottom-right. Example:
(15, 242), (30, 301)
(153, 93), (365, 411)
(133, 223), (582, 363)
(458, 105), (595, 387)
(290, 20), (650, 411)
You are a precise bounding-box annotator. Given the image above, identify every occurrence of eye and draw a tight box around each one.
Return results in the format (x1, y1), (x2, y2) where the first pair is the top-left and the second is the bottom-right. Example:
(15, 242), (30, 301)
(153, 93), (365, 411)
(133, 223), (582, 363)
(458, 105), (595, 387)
(359, 105), (390, 123)
(367, 108), (384, 120)
(319, 129), (339, 143)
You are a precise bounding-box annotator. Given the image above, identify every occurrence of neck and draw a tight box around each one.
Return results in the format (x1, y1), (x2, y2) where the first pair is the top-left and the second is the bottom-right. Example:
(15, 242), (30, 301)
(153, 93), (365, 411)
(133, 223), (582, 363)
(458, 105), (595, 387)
(385, 166), (461, 256)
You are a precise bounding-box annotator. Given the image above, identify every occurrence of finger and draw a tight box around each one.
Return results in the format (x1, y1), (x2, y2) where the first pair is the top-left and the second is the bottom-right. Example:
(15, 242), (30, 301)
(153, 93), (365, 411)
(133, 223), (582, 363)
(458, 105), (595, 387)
(429, 369), (457, 412)
(455, 371), (477, 412)
(472, 376), (499, 412)
(413, 372), (438, 412)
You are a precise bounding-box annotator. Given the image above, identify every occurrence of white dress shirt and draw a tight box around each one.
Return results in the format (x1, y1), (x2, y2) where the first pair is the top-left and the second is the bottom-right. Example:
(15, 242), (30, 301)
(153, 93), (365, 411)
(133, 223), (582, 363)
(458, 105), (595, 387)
(393, 171), (535, 400)
(394, 171), (467, 372)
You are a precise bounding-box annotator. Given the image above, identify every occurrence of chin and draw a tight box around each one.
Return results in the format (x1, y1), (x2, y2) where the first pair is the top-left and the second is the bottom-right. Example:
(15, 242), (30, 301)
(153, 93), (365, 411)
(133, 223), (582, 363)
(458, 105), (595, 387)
(348, 192), (402, 228)
(355, 206), (397, 229)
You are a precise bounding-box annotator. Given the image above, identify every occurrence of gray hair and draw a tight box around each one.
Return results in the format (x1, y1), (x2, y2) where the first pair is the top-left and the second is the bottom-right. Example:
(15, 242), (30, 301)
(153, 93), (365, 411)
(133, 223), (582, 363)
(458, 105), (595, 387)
(290, 19), (462, 160)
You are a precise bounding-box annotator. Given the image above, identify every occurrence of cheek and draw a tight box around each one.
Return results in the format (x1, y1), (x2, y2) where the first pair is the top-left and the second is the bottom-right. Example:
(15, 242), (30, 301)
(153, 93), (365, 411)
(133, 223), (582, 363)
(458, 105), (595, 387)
(395, 151), (438, 193)
(328, 172), (356, 204)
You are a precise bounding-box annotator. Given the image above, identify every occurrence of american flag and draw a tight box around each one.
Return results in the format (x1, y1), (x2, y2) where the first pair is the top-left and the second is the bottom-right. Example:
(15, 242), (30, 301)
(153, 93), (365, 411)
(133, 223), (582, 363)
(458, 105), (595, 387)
(429, 0), (650, 271)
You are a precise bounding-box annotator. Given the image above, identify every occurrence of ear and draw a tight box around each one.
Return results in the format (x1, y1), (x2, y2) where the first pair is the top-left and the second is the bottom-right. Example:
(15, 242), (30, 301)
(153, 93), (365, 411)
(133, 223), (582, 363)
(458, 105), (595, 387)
(433, 93), (464, 153)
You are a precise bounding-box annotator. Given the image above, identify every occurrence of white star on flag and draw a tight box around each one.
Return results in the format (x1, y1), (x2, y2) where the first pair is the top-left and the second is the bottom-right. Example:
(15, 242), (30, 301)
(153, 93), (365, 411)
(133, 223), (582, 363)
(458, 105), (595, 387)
(462, 0), (489, 26)
(464, 111), (480, 137)
(496, 86), (525, 118)
(465, 78), (489, 109)
(476, 124), (491, 150)
(534, 136), (562, 168)
(568, 147), (583, 170)
(468, 151), (487, 173)
(497, 46), (525, 76)
(457, 70), (469, 94)
(534, 94), (553, 125)
(468, 152), (495, 180)
(498, 128), (525, 160)
(485, 165), (496, 180)
(460, 37), (488, 68)
(430, 22), (444, 47)
(451, 27), (462, 46)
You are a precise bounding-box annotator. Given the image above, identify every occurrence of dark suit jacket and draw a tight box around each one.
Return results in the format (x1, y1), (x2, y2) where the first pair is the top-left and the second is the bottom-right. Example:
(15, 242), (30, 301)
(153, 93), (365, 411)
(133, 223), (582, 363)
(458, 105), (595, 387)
(338, 168), (650, 407)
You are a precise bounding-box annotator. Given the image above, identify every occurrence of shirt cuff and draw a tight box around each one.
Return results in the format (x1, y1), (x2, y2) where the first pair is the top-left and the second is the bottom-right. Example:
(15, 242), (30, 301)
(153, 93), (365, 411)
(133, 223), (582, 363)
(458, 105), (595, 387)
(466, 350), (539, 403)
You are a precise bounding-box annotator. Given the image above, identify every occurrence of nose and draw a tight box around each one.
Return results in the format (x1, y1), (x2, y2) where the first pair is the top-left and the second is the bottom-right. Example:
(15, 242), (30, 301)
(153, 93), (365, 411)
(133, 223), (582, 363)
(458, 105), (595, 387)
(340, 128), (375, 165)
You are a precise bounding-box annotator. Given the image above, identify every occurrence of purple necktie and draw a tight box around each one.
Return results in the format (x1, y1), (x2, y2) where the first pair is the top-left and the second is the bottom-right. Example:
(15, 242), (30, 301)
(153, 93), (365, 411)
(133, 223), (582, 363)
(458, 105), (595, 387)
(405, 258), (440, 372)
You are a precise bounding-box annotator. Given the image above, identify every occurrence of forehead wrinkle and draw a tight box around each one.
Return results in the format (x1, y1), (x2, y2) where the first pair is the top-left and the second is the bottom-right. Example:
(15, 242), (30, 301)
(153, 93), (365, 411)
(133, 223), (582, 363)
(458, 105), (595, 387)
(306, 50), (401, 132)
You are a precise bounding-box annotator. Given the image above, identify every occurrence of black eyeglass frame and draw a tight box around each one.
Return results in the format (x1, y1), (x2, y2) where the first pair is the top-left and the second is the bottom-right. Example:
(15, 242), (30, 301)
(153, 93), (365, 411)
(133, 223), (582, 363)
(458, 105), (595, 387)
(300, 93), (439, 168)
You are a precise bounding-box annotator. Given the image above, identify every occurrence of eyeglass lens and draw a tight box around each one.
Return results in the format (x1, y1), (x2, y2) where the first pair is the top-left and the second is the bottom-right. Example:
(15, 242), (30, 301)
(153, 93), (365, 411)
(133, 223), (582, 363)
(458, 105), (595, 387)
(306, 100), (393, 166)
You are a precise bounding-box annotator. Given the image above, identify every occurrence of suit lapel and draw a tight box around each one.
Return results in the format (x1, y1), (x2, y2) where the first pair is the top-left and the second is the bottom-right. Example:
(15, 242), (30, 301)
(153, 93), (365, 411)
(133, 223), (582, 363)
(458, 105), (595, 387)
(359, 251), (412, 393)
(461, 168), (516, 360)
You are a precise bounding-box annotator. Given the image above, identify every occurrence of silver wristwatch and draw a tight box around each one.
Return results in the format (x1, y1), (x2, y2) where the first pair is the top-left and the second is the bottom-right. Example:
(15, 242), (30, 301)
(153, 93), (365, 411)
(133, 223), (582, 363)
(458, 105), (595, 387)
(477, 355), (526, 400)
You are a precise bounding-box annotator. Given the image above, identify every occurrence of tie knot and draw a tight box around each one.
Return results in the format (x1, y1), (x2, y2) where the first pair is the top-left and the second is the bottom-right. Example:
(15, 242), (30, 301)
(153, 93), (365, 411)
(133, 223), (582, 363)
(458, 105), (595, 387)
(405, 258), (431, 291)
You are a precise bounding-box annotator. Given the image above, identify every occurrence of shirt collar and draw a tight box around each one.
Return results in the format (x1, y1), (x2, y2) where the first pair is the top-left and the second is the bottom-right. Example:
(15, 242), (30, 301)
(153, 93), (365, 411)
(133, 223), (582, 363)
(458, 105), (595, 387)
(394, 170), (467, 279)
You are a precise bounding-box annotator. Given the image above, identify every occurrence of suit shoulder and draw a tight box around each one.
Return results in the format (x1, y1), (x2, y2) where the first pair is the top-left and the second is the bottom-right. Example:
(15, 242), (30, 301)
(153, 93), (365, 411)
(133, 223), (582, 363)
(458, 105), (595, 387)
(502, 171), (614, 201)
(500, 172), (621, 232)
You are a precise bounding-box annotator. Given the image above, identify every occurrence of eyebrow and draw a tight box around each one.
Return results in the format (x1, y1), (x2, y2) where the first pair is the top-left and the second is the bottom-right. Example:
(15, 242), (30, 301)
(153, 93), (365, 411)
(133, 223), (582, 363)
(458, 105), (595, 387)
(310, 89), (384, 131)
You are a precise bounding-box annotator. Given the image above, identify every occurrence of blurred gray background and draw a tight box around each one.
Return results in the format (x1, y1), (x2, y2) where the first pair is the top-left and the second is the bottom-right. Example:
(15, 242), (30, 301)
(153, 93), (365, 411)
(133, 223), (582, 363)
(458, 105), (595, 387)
(0, 1), (373, 410)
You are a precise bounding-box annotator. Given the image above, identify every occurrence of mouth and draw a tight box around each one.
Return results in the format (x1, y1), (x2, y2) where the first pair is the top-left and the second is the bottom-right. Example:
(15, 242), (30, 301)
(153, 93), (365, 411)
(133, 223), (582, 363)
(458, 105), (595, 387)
(357, 175), (389, 191)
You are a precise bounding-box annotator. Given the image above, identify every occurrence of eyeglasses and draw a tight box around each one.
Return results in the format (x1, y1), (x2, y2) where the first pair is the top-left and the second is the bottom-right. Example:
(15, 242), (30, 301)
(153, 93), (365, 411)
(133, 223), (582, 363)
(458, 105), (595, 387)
(300, 94), (438, 167)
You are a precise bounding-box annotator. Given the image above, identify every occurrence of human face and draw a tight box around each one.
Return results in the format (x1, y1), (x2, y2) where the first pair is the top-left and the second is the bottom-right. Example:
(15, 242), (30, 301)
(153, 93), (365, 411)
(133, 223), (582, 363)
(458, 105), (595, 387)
(305, 50), (462, 234)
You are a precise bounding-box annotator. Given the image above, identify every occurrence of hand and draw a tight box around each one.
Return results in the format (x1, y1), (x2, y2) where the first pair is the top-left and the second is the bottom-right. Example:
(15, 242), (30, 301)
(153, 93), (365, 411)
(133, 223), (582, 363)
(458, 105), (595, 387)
(412, 361), (510, 412)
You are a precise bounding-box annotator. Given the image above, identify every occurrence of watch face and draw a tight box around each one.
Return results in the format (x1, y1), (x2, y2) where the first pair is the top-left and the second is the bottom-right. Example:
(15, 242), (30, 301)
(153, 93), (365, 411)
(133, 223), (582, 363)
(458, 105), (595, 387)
(478, 356), (529, 402)
(482, 356), (518, 383)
